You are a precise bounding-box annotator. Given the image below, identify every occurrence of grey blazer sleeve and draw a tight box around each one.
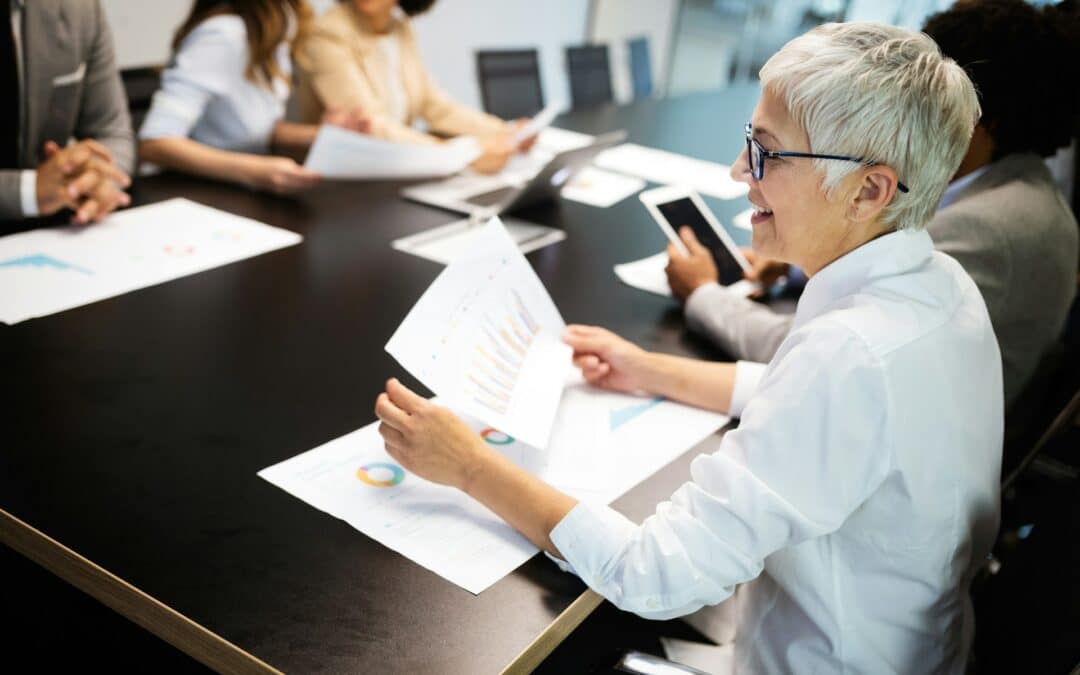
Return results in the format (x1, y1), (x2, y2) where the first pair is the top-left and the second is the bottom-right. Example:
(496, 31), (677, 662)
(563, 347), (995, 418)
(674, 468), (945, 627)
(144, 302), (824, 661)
(0, 171), (24, 220)
(75, 1), (135, 175)
(926, 210), (1010, 328)
(684, 283), (794, 363)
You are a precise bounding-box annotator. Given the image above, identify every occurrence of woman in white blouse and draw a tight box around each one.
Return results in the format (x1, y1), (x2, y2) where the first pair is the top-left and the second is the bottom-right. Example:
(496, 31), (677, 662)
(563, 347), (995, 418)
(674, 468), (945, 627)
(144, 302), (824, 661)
(139, 0), (368, 193)
(374, 23), (1003, 674)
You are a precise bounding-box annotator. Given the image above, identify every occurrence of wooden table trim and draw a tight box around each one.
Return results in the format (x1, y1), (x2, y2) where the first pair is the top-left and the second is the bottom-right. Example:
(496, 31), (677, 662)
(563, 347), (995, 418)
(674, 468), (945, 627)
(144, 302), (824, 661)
(500, 589), (604, 674)
(0, 508), (280, 675)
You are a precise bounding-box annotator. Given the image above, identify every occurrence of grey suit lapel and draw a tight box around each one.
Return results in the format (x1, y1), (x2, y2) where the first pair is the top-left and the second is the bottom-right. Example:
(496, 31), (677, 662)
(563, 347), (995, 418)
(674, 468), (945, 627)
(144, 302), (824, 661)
(21, 0), (71, 164)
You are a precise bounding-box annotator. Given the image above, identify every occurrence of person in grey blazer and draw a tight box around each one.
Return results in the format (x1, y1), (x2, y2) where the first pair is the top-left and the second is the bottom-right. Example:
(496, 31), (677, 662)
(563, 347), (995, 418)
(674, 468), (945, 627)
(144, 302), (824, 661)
(665, 0), (1079, 410)
(0, 0), (134, 229)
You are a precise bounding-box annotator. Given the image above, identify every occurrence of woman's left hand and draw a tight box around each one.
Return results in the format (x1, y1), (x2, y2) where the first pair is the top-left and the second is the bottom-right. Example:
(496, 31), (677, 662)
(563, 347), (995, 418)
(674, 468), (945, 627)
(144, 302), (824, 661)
(374, 378), (489, 490)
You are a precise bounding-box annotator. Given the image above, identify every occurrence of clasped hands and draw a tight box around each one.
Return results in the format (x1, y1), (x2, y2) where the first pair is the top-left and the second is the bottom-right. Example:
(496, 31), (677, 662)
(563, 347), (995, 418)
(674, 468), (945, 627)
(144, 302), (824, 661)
(36, 139), (131, 224)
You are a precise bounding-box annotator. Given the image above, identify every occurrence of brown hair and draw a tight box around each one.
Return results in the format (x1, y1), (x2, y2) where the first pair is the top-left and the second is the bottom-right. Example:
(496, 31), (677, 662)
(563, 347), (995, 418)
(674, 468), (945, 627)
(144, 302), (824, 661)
(172, 0), (312, 90)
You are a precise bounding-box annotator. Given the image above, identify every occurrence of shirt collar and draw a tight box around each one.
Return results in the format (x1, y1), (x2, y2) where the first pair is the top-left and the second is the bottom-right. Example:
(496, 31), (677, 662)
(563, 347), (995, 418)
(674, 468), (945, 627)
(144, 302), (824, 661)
(938, 164), (990, 210)
(792, 227), (935, 330)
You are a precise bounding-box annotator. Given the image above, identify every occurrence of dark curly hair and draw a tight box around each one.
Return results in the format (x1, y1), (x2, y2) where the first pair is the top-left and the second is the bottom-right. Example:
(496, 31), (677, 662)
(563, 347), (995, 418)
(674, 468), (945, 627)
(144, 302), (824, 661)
(923, 0), (1080, 159)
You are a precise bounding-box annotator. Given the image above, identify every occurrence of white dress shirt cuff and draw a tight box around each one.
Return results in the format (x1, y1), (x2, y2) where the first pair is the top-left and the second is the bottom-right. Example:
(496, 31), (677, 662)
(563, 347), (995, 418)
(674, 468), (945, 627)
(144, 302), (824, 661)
(729, 360), (767, 418)
(20, 170), (39, 217)
(549, 502), (637, 590)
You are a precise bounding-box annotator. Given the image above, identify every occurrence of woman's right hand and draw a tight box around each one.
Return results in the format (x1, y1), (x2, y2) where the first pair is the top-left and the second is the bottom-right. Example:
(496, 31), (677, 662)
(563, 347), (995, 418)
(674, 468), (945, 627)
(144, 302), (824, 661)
(562, 325), (652, 394)
(742, 248), (790, 297)
(247, 156), (322, 194)
(469, 135), (515, 174)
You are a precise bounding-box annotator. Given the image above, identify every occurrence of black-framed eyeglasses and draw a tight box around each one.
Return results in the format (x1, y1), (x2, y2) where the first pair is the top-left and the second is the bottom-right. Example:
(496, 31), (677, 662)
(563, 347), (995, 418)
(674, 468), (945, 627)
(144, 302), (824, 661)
(744, 123), (910, 194)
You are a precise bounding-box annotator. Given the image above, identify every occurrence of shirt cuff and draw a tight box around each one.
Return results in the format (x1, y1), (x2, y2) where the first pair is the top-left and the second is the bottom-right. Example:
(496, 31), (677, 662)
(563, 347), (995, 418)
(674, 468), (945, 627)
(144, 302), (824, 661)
(728, 360), (767, 418)
(549, 502), (637, 591)
(20, 170), (39, 217)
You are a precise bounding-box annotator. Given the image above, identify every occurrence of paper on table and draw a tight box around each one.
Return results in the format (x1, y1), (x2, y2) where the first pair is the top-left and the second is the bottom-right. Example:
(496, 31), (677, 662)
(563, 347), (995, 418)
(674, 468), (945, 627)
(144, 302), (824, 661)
(304, 125), (480, 179)
(733, 207), (753, 231)
(259, 375), (729, 594)
(560, 167), (645, 208)
(536, 126), (595, 154)
(513, 102), (563, 144)
(614, 252), (758, 298)
(385, 217), (571, 449)
(595, 143), (749, 200)
(0, 198), (301, 324)
(392, 218), (565, 265)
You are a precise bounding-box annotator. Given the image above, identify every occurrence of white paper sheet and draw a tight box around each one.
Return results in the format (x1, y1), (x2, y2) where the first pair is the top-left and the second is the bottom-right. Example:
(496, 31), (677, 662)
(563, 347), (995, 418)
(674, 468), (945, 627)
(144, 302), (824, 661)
(513, 102), (564, 144)
(304, 125), (480, 179)
(259, 377), (729, 594)
(385, 218), (572, 449)
(595, 143), (749, 200)
(0, 198), (301, 324)
(392, 218), (565, 264)
(560, 167), (646, 207)
(536, 126), (595, 154)
(614, 252), (758, 299)
(733, 207), (753, 231)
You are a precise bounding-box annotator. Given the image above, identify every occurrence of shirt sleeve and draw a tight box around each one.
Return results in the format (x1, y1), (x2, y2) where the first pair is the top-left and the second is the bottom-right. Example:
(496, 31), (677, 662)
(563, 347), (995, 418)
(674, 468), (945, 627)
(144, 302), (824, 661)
(138, 17), (248, 141)
(684, 282), (794, 364)
(549, 321), (892, 620)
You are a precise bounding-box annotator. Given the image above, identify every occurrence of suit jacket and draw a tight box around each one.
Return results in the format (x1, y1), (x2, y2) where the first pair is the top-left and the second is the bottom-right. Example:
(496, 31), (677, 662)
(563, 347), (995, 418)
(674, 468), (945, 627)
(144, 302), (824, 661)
(293, 3), (504, 144)
(684, 153), (1079, 409)
(0, 0), (134, 220)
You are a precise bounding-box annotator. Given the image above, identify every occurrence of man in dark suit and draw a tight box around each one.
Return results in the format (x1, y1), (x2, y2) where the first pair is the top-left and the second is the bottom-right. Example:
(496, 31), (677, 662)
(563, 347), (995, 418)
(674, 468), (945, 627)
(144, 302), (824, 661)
(1, 0), (134, 228)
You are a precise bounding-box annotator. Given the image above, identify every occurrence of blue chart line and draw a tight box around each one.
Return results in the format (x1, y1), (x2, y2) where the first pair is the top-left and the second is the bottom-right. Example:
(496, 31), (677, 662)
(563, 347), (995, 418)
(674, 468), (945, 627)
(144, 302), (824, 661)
(610, 397), (664, 431)
(0, 254), (93, 275)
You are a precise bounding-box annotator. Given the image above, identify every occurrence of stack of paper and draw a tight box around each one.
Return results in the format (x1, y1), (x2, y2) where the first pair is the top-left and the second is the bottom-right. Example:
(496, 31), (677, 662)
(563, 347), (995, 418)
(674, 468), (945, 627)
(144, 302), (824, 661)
(304, 125), (480, 179)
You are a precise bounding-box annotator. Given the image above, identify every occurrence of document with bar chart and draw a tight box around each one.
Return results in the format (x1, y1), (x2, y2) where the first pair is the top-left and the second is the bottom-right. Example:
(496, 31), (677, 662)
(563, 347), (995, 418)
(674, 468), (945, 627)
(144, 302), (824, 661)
(385, 217), (572, 448)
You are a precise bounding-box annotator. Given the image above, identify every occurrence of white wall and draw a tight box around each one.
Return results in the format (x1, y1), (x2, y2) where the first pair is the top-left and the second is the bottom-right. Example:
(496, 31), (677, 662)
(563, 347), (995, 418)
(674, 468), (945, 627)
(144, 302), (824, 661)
(410, 0), (590, 112)
(589, 0), (680, 102)
(101, 0), (191, 69)
(102, 0), (590, 113)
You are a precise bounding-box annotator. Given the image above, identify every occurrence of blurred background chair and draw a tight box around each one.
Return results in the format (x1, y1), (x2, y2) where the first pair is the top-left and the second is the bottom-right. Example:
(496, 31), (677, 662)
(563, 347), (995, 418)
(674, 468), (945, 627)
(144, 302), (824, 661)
(566, 44), (614, 109)
(627, 36), (653, 100)
(475, 48), (545, 120)
(120, 67), (161, 132)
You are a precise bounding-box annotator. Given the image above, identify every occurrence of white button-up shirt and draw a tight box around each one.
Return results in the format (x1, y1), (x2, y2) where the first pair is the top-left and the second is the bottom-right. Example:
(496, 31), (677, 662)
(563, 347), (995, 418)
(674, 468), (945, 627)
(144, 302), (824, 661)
(139, 15), (290, 154)
(551, 228), (1003, 673)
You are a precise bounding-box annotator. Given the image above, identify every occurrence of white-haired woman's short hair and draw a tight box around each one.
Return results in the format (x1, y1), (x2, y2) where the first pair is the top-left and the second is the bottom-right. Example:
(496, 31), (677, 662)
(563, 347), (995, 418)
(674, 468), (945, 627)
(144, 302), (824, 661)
(760, 22), (980, 231)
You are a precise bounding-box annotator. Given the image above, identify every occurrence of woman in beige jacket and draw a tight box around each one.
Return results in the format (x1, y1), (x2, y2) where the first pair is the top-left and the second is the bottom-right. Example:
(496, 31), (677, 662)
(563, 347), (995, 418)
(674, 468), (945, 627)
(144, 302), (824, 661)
(295, 0), (530, 173)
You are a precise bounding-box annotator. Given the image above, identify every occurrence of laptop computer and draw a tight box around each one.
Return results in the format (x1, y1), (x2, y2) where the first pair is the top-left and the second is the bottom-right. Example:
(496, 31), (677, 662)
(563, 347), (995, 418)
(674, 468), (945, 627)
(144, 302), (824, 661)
(401, 130), (628, 216)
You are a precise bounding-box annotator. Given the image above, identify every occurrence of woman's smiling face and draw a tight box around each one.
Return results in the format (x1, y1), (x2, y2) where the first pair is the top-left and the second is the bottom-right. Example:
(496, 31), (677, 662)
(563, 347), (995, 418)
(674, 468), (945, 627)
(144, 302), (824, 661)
(730, 87), (863, 276)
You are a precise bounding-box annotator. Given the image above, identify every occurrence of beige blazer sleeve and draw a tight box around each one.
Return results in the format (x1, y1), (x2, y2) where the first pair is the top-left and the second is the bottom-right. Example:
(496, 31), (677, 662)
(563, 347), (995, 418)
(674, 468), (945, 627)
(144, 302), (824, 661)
(295, 7), (504, 144)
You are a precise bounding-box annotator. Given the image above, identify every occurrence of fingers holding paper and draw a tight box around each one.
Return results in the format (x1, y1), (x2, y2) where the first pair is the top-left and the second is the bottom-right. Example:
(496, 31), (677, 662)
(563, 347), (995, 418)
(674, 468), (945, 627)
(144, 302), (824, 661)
(563, 325), (651, 395)
(375, 378), (488, 490)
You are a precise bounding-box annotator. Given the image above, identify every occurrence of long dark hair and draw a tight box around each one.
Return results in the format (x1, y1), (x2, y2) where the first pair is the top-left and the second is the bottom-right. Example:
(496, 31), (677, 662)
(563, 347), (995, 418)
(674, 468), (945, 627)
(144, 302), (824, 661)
(173, 0), (313, 89)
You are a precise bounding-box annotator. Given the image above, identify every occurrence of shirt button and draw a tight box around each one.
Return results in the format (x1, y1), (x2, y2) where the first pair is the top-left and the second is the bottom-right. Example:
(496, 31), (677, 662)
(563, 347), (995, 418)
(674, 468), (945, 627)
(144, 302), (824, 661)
(646, 598), (659, 609)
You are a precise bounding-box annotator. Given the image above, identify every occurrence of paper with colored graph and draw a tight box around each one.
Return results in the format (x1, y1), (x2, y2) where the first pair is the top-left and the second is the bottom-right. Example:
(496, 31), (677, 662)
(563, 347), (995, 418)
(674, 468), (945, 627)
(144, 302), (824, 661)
(385, 217), (572, 449)
(259, 376), (729, 594)
(0, 198), (301, 324)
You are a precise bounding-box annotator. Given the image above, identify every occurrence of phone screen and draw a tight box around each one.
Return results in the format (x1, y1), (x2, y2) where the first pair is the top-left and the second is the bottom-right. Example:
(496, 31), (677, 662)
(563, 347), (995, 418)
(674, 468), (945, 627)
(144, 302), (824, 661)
(657, 197), (745, 285)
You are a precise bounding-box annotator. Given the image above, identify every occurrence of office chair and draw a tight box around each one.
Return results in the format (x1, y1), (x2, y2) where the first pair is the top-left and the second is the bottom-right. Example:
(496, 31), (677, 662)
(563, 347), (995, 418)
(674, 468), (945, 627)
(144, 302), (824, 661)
(475, 49), (545, 120)
(566, 44), (614, 109)
(627, 37), (653, 100)
(120, 67), (161, 132)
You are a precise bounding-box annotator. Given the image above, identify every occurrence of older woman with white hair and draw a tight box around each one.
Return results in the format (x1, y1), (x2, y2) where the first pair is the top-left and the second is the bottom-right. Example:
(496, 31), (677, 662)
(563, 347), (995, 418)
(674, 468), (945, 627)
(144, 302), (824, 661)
(374, 22), (1001, 673)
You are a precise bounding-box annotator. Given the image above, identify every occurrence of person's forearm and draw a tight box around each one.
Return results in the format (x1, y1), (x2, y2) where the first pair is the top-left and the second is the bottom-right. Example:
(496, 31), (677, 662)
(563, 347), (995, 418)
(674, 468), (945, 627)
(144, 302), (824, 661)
(463, 450), (578, 557)
(139, 138), (260, 187)
(637, 354), (736, 414)
(270, 121), (320, 154)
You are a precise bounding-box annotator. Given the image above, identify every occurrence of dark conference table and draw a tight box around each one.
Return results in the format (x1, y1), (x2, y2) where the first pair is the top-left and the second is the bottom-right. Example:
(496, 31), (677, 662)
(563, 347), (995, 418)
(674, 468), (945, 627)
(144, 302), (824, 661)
(0, 84), (760, 673)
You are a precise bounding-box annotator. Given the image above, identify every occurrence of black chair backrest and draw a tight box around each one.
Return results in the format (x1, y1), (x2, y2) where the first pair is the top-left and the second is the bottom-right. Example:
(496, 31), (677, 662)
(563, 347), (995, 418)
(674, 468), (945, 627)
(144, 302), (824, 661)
(566, 44), (613, 109)
(475, 49), (544, 120)
(627, 36), (653, 100)
(120, 67), (162, 133)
